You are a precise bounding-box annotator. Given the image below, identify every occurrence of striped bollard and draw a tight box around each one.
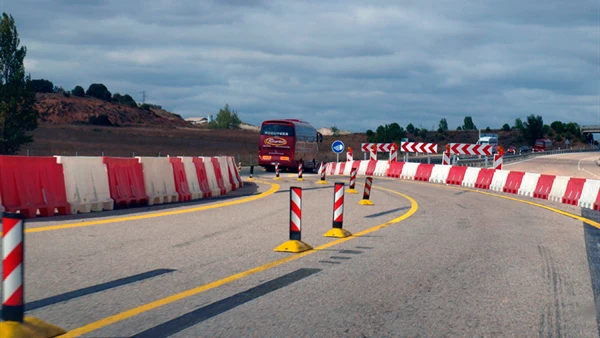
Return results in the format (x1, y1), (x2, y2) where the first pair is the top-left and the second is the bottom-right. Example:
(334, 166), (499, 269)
(0, 212), (66, 336)
(3, 213), (24, 323)
(442, 151), (451, 165)
(324, 183), (352, 238)
(274, 163), (282, 180)
(316, 161), (328, 184)
(297, 162), (304, 181)
(494, 154), (503, 170)
(358, 177), (374, 205)
(249, 165), (254, 180)
(346, 167), (358, 194)
(274, 187), (313, 253)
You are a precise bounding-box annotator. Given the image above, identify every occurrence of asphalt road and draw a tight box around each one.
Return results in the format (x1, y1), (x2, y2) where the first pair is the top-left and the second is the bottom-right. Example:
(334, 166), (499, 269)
(505, 152), (600, 179)
(5, 165), (600, 337)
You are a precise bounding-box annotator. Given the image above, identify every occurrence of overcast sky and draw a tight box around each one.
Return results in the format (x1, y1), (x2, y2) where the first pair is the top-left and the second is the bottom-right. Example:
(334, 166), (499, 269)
(3, 0), (599, 132)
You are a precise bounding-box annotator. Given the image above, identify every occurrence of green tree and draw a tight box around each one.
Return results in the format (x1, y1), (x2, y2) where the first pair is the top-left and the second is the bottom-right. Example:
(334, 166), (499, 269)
(550, 121), (564, 133)
(542, 124), (550, 135)
(502, 123), (510, 131)
(406, 123), (415, 134)
(456, 126), (462, 131)
(367, 122), (406, 143)
(462, 116), (476, 130)
(522, 114), (544, 145)
(112, 93), (137, 108)
(0, 13), (38, 154)
(86, 83), (111, 101)
(513, 118), (524, 131)
(485, 126), (491, 132)
(438, 118), (448, 132)
(212, 103), (241, 129)
(72, 85), (85, 97)
(26, 78), (53, 93)
(366, 129), (374, 138)
(330, 126), (340, 137)
(555, 135), (563, 142)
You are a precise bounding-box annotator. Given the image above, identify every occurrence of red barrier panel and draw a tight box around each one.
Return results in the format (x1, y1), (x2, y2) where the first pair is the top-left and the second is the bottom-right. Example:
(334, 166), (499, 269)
(103, 157), (149, 208)
(338, 162), (346, 175)
(0, 156), (71, 218)
(224, 159), (237, 192)
(191, 158), (213, 198)
(365, 160), (377, 176)
(228, 157), (243, 189)
(533, 174), (556, 200)
(562, 178), (587, 205)
(503, 171), (526, 194)
(414, 164), (435, 182)
(386, 162), (404, 178)
(352, 161), (361, 174)
(446, 166), (467, 185)
(594, 190), (600, 211)
(169, 157), (192, 202)
(474, 169), (495, 189)
(210, 158), (228, 195)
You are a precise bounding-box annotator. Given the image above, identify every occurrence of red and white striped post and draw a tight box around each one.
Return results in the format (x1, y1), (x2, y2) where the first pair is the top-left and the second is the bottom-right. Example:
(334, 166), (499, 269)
(274, 187), (312, 252)
(297, 162), (303, 181)
(358, 177), (374, 205)
(324, 183), (352, 238)
(347, 167), (358, 193)
(274, 163), (282, 180)
(494, 146), (504, 170)
(346, 147), (353, 162)
(442, 144), (451, 165)
(317, 161), (328, 184)
(369, 144), (377, 161)
(389, 143), (398, 163)
(3, 212), (24, 323)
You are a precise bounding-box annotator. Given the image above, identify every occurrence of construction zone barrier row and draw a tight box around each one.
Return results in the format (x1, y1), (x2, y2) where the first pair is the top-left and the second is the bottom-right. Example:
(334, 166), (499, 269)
(0, 155), (243, 218)
(324, 160), (600, 211)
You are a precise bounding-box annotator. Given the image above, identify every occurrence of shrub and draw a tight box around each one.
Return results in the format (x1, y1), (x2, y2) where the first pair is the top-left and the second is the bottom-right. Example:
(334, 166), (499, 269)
(72, 86), (85, 97)
(86, 83), (111, 101)
(88, 114), (113, 126)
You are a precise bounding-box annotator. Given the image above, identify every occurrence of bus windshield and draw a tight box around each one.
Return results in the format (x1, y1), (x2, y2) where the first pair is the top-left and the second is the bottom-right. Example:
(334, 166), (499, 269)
(260, 124), (295, 136)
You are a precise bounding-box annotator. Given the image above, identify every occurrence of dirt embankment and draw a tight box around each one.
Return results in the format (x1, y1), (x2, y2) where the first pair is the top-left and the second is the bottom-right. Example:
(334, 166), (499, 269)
(35, 93), (189, 128)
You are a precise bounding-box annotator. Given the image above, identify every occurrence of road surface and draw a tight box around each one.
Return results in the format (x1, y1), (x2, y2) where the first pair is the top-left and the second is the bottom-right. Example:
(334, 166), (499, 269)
(6, 168), (600, 337)
(505, 152), (600, 179)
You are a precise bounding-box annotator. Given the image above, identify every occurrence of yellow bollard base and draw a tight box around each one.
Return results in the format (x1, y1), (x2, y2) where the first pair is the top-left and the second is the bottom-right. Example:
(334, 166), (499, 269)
(273, 177), (283, 180)
(358, 199), (374, 205)
(323, 228), (352, 238)
(316, 180), (328, 185)
(0, 317), (66, 338)
(346, 188), (358, 194)
(297, 178), (304, 181)
(247, 177), (254, 180)
(274, 240), (313, 253)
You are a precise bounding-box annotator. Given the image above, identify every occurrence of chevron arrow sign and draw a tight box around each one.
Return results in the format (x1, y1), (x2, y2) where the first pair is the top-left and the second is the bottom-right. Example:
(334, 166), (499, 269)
(449, 143), (492, 156)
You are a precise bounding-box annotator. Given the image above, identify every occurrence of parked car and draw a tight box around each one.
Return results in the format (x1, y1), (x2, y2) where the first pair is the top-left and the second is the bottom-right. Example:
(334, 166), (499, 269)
(506, 146), (517, 155)
(519, 146), (530, 153)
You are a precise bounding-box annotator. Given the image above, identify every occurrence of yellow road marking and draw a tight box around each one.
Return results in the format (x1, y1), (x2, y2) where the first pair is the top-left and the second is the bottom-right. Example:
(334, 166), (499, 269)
(378, 176), (600, 229)
(59, 186), (419, 337)
(19, 180), (279, 234)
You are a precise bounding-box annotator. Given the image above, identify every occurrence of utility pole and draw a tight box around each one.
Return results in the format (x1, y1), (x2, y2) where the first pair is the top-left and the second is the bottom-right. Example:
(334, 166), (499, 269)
(140, 91), (146, 104)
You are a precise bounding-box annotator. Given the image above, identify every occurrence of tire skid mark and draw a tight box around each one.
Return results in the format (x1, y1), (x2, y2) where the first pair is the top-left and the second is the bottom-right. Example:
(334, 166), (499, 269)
(538, 245), (568, 337)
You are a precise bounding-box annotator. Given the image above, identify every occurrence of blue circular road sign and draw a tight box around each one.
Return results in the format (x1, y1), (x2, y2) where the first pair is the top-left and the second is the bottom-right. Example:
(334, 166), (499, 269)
(332, 140), (345, 154)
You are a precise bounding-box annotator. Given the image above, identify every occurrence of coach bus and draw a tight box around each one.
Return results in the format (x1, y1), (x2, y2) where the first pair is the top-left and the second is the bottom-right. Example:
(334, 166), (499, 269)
(258, 119), (322, 172)
(534, 138), (553, 152)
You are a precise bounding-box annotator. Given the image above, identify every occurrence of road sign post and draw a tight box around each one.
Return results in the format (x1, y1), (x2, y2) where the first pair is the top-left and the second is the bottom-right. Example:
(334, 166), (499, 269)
(332, 140), (345, 163)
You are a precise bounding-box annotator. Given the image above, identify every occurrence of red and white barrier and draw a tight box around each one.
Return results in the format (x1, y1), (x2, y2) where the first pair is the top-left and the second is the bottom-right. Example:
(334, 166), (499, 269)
(137, 157), (179, 205)
(321, 155), (600, 211)
(2, 212), (24, 322)
(374, 160), (389, 176)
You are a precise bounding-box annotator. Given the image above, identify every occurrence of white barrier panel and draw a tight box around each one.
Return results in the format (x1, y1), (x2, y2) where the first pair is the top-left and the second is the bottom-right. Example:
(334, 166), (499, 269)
(56, 156), (114, 214)
(226, 156), (243, 189)
(518, 173), (540, 197)
(343, 161), (354, 175)
(136, 157), (179, 206)
(374, 161), (389, 176)
(337, 162), (345, 175)
(217, 157), (233, 192)
(490, 170), (510, 192)
(179, 157), (203, 199)
(400, 162), (420, 180)
(462, 167), (481, 187)
(548, 176), (570, 203)
(202, 157), (223, 196)
(579, 179), (600, 209)
(429, 165), (452, 184)
(358, 161), (369, 176)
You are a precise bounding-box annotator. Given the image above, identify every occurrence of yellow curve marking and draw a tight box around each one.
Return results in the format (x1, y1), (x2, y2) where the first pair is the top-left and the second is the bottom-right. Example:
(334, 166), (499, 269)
(59, 186), (418, 337)
(20, 180), (279, 234)
(379, 176), (600, 229)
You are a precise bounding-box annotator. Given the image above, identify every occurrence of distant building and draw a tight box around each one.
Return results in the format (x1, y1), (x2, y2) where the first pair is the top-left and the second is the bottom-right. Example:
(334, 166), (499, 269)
(186, 117), (208, 125)
(207, 114), (214, 123)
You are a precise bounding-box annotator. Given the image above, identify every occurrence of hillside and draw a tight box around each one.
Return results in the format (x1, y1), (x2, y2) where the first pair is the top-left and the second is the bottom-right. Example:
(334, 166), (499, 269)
(35, 93), (190, 128)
